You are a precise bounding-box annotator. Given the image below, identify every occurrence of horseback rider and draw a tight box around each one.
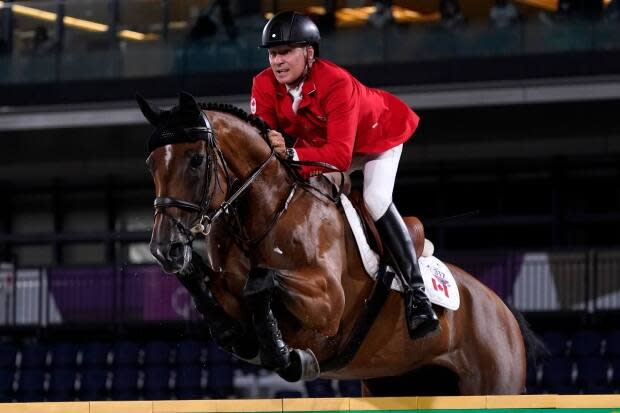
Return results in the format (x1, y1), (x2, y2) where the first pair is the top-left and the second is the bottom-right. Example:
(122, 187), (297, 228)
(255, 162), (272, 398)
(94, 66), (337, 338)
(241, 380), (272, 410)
(251, 11), (439, 339)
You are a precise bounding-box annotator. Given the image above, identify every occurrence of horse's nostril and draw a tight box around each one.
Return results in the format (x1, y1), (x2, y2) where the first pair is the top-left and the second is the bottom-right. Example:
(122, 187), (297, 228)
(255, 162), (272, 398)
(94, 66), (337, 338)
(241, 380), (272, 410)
(169, 242), (185, 260)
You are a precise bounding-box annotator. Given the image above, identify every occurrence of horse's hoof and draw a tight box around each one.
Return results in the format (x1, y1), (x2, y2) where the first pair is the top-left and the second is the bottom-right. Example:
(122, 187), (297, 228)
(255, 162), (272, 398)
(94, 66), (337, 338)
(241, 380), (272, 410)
(278, 348), (320, 382)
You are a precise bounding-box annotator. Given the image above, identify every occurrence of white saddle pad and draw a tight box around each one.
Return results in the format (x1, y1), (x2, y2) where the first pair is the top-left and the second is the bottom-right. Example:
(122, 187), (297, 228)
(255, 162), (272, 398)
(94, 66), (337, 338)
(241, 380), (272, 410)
(340, 194), (460, 311)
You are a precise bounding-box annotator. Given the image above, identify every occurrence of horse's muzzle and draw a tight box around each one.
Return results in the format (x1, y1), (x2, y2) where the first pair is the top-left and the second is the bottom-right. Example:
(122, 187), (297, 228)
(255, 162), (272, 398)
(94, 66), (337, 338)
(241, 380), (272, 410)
(150, 240), (192, 274)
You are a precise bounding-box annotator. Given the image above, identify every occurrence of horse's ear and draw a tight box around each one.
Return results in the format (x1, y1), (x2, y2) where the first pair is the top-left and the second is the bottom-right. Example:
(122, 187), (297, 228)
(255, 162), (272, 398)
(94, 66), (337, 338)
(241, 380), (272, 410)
(136, 93), (162, 126)
(179, 91), (201, 114)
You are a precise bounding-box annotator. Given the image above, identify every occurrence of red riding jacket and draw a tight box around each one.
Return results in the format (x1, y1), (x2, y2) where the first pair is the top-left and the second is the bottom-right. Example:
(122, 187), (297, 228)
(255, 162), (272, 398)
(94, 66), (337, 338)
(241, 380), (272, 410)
(250, 58), (420, 176)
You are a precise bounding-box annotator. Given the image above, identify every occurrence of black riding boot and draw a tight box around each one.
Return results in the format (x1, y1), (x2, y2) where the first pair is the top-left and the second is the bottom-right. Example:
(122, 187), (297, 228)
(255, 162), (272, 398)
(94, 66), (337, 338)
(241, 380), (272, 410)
(375, 203), (439, 339)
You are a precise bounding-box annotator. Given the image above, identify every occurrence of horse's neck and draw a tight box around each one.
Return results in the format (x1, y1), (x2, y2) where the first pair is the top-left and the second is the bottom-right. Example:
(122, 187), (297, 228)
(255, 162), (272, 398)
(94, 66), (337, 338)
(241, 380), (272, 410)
(214, 113), (291, 238)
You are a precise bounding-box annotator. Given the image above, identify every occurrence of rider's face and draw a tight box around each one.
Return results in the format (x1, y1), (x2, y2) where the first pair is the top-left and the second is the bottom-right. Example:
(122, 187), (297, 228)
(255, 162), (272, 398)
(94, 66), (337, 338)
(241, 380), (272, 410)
(268, 45), (313, 86)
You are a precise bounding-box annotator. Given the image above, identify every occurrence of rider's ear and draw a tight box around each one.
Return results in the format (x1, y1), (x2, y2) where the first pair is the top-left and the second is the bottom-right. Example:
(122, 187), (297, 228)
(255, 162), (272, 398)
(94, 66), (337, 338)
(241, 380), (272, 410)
(179, 91), (201, 115)
(136, 93), (163, 126)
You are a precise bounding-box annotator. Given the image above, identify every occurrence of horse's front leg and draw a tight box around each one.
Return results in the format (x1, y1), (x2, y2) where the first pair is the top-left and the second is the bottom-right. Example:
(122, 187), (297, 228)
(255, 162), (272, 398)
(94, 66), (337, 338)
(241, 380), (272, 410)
(177, 256), (258, 360)
(244, 267), (320, 382)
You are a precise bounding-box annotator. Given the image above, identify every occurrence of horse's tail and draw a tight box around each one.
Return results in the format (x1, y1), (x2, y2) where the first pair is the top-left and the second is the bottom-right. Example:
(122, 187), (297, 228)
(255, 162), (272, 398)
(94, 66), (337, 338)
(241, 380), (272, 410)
(506, 303), (549, 365)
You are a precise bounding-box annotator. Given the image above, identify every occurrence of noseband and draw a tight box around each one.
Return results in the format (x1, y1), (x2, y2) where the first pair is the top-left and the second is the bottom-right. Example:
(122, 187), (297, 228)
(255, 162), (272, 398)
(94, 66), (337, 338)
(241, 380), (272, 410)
(152, 111), (278, 247)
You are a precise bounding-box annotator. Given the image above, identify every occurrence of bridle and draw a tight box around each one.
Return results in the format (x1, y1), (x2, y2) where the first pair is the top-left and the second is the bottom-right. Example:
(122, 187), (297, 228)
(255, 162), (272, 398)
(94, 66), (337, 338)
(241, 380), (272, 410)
(152, 110), (290, 249)
(151, 108), (345, 254)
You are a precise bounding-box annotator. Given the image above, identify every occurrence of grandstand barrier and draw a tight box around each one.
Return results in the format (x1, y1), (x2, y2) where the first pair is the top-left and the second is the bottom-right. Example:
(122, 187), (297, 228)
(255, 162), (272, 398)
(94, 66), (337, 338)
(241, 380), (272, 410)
(0, 395), (619, 413)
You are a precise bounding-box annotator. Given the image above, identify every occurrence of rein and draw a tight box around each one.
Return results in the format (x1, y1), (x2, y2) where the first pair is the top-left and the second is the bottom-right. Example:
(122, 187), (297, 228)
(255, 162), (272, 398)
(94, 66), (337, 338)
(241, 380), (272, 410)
(152, 110), (296, 250)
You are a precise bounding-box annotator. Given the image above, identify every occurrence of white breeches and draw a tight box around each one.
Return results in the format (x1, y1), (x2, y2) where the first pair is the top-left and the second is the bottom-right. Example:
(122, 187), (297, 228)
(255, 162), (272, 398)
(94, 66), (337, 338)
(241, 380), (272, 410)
(348, 144), (403, 221)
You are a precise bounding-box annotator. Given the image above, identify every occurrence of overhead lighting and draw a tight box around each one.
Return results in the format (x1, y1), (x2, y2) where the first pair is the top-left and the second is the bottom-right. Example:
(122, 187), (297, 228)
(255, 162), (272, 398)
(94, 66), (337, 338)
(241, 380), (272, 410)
(0, 1), (158, 41)
(514, 0), (557, 11)
(304, 5), (439, 25)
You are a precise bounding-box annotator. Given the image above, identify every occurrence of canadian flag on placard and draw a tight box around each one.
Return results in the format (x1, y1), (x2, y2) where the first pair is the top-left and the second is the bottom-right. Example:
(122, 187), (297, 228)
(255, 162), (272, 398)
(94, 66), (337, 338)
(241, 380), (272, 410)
(432, 277), (450, 298)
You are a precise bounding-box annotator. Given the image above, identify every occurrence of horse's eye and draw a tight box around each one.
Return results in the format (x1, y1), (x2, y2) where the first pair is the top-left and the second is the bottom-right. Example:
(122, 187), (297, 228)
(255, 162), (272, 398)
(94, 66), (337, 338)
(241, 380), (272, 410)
(190, 154), (204, 169)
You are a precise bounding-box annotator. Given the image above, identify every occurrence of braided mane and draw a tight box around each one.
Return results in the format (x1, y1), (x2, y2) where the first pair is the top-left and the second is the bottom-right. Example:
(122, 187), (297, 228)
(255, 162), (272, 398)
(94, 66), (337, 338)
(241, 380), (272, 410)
(199, 102), (271, 138)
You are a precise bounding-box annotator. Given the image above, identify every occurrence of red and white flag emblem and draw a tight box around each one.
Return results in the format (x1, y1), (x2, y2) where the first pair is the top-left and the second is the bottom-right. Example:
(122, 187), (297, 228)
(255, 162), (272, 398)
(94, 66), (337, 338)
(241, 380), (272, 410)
(432, 275), (450, 298)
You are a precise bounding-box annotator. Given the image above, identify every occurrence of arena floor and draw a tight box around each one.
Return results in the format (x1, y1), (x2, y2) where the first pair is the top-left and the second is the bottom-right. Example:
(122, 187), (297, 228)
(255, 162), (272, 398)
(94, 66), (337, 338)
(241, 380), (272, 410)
(0, 395), (619, 413)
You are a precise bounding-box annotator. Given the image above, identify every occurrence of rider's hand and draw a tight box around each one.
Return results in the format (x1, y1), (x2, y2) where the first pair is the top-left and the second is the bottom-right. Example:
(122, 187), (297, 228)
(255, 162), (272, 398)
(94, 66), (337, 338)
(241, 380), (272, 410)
(268, 130), (287, 158)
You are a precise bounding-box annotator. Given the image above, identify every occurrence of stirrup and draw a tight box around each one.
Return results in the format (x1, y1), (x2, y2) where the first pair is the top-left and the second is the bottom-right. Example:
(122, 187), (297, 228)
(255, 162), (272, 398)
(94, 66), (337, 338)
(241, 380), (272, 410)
(405, 289), (439, 339)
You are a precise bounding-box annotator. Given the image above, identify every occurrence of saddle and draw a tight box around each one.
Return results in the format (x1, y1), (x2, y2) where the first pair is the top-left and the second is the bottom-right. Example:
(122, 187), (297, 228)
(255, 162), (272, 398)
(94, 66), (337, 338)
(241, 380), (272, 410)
(321, 172), (426, 259)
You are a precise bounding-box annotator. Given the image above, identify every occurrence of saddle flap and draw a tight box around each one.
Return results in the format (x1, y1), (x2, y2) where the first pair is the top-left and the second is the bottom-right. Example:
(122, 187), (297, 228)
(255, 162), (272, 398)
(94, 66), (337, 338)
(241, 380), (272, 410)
(347, 191), (425, 259)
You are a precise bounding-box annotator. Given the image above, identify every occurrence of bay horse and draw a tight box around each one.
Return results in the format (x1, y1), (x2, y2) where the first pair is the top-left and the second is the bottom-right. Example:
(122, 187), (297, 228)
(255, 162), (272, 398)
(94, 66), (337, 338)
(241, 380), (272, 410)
(139, 92), (540, 396)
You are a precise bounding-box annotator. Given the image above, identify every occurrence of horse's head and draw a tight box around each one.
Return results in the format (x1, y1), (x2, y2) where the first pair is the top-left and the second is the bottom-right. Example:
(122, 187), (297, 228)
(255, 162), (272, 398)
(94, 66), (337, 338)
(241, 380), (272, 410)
(138, 92), (229, 274)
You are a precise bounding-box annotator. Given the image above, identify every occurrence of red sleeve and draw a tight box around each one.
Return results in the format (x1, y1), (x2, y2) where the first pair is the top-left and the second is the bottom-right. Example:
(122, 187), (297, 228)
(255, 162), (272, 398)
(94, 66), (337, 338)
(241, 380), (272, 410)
(295, 76), (358, 177)
(251, 75), (279, 130)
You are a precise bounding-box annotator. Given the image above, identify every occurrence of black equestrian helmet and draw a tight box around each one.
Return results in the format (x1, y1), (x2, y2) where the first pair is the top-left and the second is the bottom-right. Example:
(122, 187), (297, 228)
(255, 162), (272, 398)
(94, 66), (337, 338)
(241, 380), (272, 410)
(260, 11), (320, 55)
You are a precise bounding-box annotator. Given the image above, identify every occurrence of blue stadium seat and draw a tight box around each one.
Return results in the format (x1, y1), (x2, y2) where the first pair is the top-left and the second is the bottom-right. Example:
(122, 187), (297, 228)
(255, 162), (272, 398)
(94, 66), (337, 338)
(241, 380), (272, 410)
(609, 357), (620, 391)
(606, 330), (620, 358)
(112, 341), (141, 368)
(16, 368), (45, 401)
(575, 357), (611, 394)
(48, 368), (77, 401)
(206, 364), (234, 398)
(82, 342), (110, 369)
(571, 330), (603, 357)
(338, 379), (361, 397)
(0, 343), (17, 370)
(175, 365), (204, 399)
(206, 341), (231, 366)
(274, 390), (303, 398)
(143, 366), (171, 400)
(50, 342), (79, 369)
(540, 331), (568, 357)
(0, 369), (15, 402)
(111, 366), (139, 400)
(525, 362), (541, 394)
(176, 340), (203, 366)
(144, 341), (171, 367)
(80, 369), (109, 401)
(20, 342), (48, 369)
(541, 357), (574, 394)
(232, 356), (260, 375)
(305, 378), (335, 397)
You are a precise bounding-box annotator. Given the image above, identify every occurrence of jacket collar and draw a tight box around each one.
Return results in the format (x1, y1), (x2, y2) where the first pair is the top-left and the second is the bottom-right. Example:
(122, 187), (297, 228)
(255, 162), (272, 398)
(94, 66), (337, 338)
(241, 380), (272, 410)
(274, 65), (317, 106)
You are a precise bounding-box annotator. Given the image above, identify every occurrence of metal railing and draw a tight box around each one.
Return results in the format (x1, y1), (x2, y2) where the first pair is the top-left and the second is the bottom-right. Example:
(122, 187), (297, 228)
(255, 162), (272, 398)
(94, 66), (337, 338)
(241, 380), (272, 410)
(1, 248), (619, 328)
(1, 1), (620, 85)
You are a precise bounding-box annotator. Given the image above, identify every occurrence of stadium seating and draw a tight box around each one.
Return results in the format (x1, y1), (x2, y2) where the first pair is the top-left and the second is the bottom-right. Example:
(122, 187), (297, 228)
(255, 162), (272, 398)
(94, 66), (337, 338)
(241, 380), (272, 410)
(4, 327), (620, 400)
(571, 330), (603, 358)
(206, 364), (235, 398)
(338, 379), (362, 397)
(81, 341), (110, 368)
(0, 369), (15, 402)
(19, 342), (48, 369)
(50, 342), (79, 369)
(606, 330), (620, 358)
(111, 366), (139, 400)
(0, 342), (17, 370)
(143, 366), (172, 400)
(144, 340), (171, 367)
(15, 368), (45, 401)
(48, 368), (77, 401)
(176, 339), (204, 366)
(175, 365), (204, 399)
(575, 356), (611, 394)
(79, 369), (109, 401)
(305, 378), (336, 398)
(541, 357), (574, 394)
(112, 340), (141, 367)
(540, 331), (568, 357)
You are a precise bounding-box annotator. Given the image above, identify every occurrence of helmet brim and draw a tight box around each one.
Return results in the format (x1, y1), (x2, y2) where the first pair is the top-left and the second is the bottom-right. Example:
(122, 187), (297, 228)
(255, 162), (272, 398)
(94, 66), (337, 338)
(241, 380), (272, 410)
(259, 40), (309, 49)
